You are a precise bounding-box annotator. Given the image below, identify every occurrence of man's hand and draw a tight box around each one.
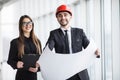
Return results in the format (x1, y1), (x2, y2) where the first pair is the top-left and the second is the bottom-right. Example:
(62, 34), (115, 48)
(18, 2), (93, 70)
(95, 48), (100, 58)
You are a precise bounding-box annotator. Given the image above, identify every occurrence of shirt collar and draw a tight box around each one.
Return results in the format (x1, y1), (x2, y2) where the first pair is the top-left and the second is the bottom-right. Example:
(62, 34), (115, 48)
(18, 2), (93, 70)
(60, 26), (71, 33)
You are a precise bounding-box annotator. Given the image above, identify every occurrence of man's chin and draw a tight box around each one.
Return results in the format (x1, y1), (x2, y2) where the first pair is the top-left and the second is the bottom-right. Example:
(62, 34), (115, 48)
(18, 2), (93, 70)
(60, 23), (68, 26)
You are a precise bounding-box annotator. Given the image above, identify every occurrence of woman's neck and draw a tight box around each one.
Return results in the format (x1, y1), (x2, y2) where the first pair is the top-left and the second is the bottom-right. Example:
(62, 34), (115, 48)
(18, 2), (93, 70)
(24, 33), (30, 38)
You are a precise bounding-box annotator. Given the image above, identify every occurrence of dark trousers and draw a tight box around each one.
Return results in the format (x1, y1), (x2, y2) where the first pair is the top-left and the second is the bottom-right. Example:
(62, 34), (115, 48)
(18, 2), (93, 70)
(67, 73), (81, 80)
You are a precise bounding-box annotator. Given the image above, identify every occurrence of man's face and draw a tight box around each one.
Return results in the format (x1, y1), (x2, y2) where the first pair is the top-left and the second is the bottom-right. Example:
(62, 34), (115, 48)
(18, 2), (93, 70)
(56, 12), (72, 27)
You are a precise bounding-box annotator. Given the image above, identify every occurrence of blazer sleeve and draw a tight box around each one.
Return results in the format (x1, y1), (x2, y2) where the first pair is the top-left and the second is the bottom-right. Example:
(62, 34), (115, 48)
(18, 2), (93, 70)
(45, 31), (55, 50)
(38, 39), (42, 53)
(7, 39), (19, 69)
(82, 30), (90, 49)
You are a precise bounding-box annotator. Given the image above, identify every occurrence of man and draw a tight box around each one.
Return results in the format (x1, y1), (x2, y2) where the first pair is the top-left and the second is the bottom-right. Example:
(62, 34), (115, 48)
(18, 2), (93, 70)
(46, 4), (100, 80)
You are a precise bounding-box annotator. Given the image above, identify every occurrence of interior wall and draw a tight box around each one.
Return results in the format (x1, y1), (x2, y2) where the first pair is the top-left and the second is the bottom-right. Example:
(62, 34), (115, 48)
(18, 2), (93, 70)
(111, 0), (120, 80)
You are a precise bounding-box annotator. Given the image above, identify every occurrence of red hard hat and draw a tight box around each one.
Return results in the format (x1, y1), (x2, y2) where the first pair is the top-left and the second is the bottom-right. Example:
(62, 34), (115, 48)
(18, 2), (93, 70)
(56, 4), (72, 16)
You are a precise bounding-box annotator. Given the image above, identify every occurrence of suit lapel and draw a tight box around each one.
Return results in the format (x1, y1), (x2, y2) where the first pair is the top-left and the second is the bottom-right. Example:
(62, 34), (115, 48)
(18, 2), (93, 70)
(71, 28), (74, 42)
(58, 28), (65, 40)
(58, 28), (66, 44)
(71, 28), (75, 51)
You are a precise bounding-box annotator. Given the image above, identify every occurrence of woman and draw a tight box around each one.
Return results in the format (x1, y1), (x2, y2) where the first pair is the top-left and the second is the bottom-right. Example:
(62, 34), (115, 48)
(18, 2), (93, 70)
(7, 15), (42, 80)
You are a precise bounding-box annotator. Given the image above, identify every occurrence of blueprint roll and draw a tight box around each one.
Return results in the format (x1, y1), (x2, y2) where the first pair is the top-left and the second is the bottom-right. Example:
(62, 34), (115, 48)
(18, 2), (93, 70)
(39, 38), (97, 80)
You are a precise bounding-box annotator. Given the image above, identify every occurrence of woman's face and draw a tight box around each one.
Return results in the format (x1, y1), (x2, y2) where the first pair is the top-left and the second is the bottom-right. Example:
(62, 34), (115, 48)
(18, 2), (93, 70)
(22, 18), (33, 34)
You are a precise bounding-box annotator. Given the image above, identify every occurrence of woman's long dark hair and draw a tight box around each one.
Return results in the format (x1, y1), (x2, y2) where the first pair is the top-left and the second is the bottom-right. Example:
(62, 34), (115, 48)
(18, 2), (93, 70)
(18, 15), (42, 57)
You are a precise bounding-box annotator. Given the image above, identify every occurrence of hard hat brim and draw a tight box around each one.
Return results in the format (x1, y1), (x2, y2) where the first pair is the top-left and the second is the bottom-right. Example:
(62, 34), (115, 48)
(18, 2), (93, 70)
(56, 11), (72, 17)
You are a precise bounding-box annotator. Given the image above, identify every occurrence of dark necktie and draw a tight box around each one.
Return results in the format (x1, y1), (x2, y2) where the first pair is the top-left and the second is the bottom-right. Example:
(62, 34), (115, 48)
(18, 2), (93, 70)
(64, 30), (70, 53)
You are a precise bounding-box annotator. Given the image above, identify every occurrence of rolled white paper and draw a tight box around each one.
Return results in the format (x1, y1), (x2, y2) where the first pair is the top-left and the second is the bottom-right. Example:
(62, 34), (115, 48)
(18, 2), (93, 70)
(39, 39), (97, 80)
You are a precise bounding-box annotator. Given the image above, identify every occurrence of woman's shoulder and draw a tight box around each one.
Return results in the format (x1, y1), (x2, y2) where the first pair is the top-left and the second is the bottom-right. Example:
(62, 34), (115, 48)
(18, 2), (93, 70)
(10, 37), (19, 44)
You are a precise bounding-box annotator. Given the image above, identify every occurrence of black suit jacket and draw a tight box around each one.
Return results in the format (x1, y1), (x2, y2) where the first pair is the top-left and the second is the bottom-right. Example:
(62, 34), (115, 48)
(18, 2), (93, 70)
(46, 27), (90, 80)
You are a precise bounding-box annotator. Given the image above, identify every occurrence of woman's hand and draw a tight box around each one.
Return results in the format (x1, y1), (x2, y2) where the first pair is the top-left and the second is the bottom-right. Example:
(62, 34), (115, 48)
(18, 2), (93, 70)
(29, 67), (38, 73)
(17, 61), (24, 68)
(36, 61), (40, 68)
(29, 61), (40, 72)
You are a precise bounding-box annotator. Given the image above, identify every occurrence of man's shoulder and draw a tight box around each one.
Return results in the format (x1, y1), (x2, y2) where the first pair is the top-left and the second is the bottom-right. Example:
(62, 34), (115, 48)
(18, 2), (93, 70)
(71, 27), (83, 32)
(50, 28), (60, 33)
(50, 27), (84, 32)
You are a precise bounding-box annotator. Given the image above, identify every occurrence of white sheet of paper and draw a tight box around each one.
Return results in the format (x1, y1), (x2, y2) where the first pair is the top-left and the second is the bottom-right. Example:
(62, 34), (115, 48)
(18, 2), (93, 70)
(39, 39), (97, 80)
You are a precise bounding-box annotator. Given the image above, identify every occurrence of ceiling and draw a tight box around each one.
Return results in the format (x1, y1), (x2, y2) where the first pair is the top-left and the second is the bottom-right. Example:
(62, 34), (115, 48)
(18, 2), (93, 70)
(0, 0), (15, 10)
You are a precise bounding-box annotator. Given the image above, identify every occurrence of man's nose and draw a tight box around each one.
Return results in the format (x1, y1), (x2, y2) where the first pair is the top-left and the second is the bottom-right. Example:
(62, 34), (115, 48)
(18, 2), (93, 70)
(61, 15), (65, 19)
